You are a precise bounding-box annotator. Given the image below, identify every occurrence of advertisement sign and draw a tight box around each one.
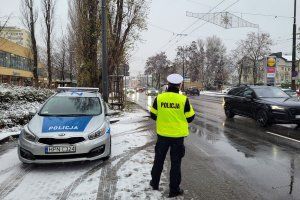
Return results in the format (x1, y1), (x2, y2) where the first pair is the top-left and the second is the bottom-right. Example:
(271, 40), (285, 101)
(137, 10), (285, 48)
(265, 56), (277, 86)
(267, 56), (276, 67)
(267, 68), (276, 73)
(266, 73), (276, 78)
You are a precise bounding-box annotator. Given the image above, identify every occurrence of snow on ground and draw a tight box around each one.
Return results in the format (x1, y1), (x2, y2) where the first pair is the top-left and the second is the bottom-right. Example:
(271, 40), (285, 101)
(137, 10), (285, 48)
(0, 108), (173, 200)
(1, 85), (222, 199)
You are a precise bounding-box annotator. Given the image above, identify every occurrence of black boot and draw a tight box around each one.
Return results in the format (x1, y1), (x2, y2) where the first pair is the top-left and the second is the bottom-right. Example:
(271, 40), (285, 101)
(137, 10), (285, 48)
(168, 189), (184, 198)
(150, 180), (159, 190)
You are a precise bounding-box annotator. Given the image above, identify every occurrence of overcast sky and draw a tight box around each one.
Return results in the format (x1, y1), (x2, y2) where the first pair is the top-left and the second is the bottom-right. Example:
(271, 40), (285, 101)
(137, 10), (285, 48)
(1, 0), (299, 76)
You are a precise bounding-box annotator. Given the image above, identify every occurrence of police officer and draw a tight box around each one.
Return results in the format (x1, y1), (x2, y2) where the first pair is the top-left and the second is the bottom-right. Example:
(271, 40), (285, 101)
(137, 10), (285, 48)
(149, 73), (195, 198)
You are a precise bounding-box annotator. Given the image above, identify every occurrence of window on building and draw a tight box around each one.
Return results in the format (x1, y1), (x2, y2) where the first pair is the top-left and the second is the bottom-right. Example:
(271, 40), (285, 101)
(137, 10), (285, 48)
(0, 50), (33, 71)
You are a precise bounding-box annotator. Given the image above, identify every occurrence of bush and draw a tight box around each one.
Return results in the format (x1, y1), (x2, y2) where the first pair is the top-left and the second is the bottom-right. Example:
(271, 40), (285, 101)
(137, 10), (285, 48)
(0, 84), (55, 130)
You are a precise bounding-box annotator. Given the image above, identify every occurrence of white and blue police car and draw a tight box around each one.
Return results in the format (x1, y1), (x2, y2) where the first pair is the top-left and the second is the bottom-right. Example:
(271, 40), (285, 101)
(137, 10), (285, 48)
(18, 87), (113, 164)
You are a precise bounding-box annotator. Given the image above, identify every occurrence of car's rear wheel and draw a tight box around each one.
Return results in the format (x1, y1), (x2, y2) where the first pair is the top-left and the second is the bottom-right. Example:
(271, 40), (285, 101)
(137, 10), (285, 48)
(256, 109), (271, 127)
(224, 104), (234, 118)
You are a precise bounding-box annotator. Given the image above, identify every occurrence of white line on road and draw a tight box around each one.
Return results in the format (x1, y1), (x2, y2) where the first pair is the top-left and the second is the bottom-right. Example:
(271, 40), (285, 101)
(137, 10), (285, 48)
(266, 131), (300, 143)
(193, 143), (211, 157)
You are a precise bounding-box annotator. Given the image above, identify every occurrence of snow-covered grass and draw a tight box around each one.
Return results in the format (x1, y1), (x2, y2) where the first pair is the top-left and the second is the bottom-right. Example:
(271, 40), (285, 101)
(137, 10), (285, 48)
(0, 84), (54, 133)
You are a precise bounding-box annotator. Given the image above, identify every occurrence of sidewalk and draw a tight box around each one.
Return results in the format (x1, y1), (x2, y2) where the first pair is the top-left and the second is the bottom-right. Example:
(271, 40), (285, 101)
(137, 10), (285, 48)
(0, 105), (173, 199)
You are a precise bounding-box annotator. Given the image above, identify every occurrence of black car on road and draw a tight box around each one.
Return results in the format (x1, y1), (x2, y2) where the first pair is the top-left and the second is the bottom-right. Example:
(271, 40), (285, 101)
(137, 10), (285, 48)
(185, 87), (200, 96)
(223, 85), (300, 127)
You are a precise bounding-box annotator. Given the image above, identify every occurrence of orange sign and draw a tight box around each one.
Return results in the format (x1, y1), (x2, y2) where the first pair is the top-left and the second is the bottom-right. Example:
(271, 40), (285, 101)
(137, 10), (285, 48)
(267, 57), (276, 67)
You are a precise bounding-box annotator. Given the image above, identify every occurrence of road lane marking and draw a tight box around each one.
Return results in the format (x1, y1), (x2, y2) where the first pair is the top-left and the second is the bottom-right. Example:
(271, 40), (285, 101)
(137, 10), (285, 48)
(193, 143), (211, 157)
(266, 131), (300, 143)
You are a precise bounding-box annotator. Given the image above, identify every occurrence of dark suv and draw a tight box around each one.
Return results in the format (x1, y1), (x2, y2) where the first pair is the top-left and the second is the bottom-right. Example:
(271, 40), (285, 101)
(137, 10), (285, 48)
(223, 85), (300, 127)
(185, 87), (200, 96)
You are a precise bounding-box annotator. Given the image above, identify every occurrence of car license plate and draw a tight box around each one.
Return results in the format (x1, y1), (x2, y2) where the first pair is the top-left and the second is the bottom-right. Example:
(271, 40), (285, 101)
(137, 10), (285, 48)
(295, 115), (300, 119)
(45, 145), (76, 154)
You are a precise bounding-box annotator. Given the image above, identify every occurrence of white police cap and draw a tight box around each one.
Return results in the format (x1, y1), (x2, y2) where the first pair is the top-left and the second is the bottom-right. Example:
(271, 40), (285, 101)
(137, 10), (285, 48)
(167, 74), (183, 84)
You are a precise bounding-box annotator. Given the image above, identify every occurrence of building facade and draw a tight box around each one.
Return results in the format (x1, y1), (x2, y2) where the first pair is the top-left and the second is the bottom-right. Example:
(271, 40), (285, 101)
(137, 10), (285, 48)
(0, 27), (31, 49)
(240, 53), (300, 86)
(0, 37), (46, 86)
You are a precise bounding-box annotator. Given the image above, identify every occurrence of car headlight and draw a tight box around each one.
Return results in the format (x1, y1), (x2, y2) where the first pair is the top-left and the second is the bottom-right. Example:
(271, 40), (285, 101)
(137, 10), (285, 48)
(88, 127), (106, 140)
(271, 105), (285, 110)
(22, 129), (36, 142)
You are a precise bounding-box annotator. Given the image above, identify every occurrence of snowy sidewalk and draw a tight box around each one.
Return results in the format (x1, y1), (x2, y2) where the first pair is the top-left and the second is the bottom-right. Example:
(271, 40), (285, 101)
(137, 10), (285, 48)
(0, 106), (177, 200)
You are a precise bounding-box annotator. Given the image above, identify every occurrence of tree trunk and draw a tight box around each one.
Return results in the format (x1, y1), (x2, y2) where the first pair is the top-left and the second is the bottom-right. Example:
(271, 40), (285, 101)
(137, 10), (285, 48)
(28, 1), (39, 87)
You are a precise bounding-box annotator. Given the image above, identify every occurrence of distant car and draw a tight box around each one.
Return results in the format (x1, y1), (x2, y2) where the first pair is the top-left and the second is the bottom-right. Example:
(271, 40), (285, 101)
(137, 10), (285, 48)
(185, 87), (200, 96)
(145, 87), (158, 96)
(126, 88), (135, 94)
(18, 87), (113, 164)
(282, 89), (297, 97)
(136, 87), (144, 92)
(223, 85), (300, 127)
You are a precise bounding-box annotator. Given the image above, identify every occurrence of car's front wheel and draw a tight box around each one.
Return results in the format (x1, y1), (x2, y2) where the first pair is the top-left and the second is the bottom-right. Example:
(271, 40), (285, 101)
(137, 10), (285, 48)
(224, 104), (234, 118)
(256, 109), (271, 127)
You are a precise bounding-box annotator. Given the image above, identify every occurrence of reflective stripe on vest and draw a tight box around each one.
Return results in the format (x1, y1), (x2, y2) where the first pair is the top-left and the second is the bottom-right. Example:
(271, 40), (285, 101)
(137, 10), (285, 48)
(156, 92), (189, 137)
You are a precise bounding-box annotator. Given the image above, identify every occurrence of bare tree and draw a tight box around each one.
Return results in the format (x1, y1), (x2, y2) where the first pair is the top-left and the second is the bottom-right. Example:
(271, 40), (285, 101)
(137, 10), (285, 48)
(231, 48), (246, 85)
(237, 32), (272, 84)
(145, 52), (172, 89)
(0, 14), (11, 34)
(0, 15), (11, 47)
(42, 0), (55, 88)
(176, 46), (189, 81)
(53, 35), (67, 86)
(20, 0), (39, 87)
(187, 40), (205, 83)
(107, 0), (149, 75)
(205, 35), (227, 89)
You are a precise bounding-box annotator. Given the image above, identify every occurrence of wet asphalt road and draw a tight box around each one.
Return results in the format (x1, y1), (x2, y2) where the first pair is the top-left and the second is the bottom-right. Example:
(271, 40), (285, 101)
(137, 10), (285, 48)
(129, 92), (300, 200)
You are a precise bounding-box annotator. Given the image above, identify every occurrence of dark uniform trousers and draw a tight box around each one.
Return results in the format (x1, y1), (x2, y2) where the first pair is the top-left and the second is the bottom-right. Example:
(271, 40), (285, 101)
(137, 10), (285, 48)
(151, 135), (185, 193)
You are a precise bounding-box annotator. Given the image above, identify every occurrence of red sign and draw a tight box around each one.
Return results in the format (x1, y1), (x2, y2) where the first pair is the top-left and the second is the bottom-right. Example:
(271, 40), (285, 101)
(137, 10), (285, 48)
(267, 67), (276, 73)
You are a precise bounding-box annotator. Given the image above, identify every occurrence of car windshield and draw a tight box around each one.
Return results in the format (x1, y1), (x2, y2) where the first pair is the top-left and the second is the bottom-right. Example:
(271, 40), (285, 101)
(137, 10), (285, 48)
(39, 96), (102, 116)
(253, 87), (290, 98)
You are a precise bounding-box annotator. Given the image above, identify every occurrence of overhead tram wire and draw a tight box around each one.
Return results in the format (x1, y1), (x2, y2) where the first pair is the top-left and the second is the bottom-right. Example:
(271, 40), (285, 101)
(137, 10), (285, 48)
(164, 0), (241, 52)
(157, 0), (227, 52)
(229, 11), (293, 19)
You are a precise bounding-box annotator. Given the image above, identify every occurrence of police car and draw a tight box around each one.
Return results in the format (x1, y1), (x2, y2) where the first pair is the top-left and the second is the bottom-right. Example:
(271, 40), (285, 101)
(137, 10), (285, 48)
(18, 87), (113, 164)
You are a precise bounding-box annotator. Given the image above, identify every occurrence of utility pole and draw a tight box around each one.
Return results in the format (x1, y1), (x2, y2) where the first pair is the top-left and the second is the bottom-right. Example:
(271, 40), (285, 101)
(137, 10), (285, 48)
(291, 0), (297, 90)
(101, 0), (109, 102)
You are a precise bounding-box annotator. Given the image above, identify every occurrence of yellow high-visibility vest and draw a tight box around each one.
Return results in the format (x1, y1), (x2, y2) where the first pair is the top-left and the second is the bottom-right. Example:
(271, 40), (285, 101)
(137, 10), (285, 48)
(150, 92), (195, 137)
